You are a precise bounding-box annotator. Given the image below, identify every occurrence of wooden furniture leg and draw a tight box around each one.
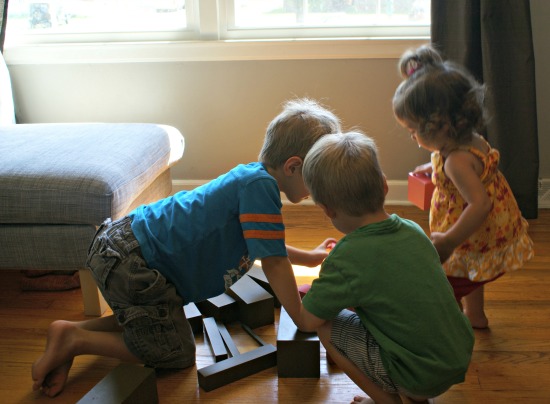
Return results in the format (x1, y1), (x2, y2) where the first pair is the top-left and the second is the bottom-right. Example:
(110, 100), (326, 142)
(79, 269), (108, 316)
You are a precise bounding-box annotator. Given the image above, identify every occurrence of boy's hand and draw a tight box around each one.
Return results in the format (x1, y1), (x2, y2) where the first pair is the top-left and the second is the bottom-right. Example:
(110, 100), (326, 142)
(286, 238), (338, 267)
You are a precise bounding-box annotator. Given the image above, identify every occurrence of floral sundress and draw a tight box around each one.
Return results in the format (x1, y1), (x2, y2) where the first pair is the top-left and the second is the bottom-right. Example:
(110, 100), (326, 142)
(429, 140), (534, 282)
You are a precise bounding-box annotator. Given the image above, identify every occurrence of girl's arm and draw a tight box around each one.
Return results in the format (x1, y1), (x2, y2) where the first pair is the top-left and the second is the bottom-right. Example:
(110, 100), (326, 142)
(286, 238), (338, 267)
(412, 161), (433, 175)
(431, 150), (492, 262)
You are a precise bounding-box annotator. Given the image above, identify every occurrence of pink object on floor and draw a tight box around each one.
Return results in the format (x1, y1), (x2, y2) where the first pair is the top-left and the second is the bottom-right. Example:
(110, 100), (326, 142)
(298, 284), (311, 299)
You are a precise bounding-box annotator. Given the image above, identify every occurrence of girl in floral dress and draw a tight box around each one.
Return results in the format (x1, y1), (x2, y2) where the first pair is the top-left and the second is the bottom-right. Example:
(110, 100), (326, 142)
(392, 44), (534, 328)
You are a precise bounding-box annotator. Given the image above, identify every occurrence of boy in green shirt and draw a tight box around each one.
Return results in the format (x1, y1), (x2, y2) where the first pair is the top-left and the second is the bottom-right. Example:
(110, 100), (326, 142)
(296, 132), (474, 404)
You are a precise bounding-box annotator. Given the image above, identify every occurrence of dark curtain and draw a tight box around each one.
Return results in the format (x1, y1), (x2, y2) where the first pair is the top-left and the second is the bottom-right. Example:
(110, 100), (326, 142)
(0, 0), (8, 52)
(431, 0), (539, 219)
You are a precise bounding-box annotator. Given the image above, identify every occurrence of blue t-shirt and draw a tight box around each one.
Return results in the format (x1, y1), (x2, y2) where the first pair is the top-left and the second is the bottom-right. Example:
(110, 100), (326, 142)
(129, 162), (287, 304)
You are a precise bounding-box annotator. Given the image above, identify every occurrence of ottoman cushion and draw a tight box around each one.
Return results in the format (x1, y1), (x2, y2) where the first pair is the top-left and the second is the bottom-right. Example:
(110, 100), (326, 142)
(0, 123), (184, 225)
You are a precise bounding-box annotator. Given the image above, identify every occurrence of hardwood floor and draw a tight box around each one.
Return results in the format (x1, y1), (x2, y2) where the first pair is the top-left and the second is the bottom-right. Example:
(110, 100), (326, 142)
(1, 205), (549, 403)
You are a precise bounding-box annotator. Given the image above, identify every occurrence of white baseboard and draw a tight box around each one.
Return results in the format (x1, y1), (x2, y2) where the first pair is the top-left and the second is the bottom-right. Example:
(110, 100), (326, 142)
(172, 179), (412, 206)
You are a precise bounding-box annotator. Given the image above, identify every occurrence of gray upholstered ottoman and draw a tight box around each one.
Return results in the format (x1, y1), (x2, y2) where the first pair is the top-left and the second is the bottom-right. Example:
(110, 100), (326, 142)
(0, 122), (184, 315)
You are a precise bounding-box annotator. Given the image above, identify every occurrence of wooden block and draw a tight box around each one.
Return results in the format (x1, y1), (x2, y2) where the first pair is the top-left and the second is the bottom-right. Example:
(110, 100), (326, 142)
(241, 323), (269, 347)
(227, 274), (274, 329)
(197, 317), (277, 392)
(196, 293), (239, 323)
(277, 306), (320, 378)
(408, 172), (435, 211)
(197, 344), (277, 392)
(216, 320), (240, 357)
(203, 317), (228, 362)
(183, 302), (203, 335)
(246, 263), (281, 307)
(77, 363), (158, 404)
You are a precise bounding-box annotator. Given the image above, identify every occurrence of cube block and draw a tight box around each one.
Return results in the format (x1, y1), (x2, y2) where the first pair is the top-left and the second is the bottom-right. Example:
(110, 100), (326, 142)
(247, 263), (281, 307)
(196, 293), (239, 323)
(227, 274), (274, 329)
(277, 307), (320, 378)
(408, 172), (435, 211)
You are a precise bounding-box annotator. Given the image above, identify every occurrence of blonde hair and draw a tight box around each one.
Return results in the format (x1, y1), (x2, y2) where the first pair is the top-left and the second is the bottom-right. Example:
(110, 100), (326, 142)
(303, 131), (385, 216)
(259, 98), (341, 169)
(392, 44), (486, 143)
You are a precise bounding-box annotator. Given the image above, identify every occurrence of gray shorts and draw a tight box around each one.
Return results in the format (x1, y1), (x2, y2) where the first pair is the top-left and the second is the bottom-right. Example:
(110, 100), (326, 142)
(331, 309), (399, 394)
(86, 217), (195, 369)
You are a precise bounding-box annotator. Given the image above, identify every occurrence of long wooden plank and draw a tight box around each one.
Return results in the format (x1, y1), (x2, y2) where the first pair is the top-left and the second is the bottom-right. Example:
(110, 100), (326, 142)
(203, 317), (228, 362)
(216, 320), (240, 357)
(77, 363), (158, 404)
(197, 344), (277, 392)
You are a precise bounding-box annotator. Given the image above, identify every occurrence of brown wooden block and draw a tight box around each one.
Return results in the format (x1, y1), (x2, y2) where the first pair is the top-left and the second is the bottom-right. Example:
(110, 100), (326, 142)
(196, 292), (239, 323)
(77, 363), (158, 404)
(277, 306), (320, 378)
(227, 274), (274, 329)
(246, 263), (281, 307)
(216, 320), (240, 357)
(203, 317), (228, 362)
(183, 302), (203, 335)
(241, 323), (269, 347)
(197, 344), (277, 392)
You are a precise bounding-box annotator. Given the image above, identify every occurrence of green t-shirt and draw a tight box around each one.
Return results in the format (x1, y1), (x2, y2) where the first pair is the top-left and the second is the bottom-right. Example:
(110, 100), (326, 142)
(302, 214), (474, 396)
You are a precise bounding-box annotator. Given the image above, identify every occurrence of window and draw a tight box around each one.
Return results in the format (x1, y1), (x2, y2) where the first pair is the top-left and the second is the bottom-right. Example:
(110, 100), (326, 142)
(6, 0), (194, 44)
(225, 0), (430, 39)
(6, 0), (430, 45)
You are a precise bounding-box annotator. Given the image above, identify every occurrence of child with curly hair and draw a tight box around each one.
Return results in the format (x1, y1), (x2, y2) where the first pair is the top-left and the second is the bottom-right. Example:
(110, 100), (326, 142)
(393, 44), (534, 328)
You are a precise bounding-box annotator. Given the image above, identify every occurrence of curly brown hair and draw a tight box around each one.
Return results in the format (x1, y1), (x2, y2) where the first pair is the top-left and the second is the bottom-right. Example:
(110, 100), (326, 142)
(392, 44), (486, 143)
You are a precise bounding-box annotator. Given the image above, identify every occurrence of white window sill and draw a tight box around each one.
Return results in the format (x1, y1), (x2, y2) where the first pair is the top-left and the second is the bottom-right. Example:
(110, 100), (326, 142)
(3, 37), (429, 65)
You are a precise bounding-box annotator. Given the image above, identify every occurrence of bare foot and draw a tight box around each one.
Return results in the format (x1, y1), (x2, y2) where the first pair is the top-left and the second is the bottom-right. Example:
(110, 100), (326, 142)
(463, 286), (489, 329)
(464, 312), (489, 329)
(351, 396), (375, 404)
(32, 320), (78, 397)
(36, 360), (74, 397)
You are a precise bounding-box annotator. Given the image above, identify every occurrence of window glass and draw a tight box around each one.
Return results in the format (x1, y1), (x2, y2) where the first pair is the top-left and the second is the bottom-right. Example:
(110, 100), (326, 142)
(6, 0), (187, 38)
(5, 0), (429, 45)
(232, 0), (430, 29)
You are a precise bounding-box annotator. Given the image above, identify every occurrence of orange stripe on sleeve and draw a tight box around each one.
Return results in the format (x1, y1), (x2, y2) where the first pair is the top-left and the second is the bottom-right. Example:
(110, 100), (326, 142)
(240, 213), (283, 224)
(243, 230), (285, 240)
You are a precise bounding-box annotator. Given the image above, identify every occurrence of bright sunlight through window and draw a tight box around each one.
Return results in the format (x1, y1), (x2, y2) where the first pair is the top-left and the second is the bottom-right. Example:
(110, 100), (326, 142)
(6, 0), (430, 44)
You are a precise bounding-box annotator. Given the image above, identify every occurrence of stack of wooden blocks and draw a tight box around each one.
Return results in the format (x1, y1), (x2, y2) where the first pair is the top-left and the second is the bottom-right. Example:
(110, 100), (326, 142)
(79, 263), (323, 399)
(193, 264), (322, 391)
